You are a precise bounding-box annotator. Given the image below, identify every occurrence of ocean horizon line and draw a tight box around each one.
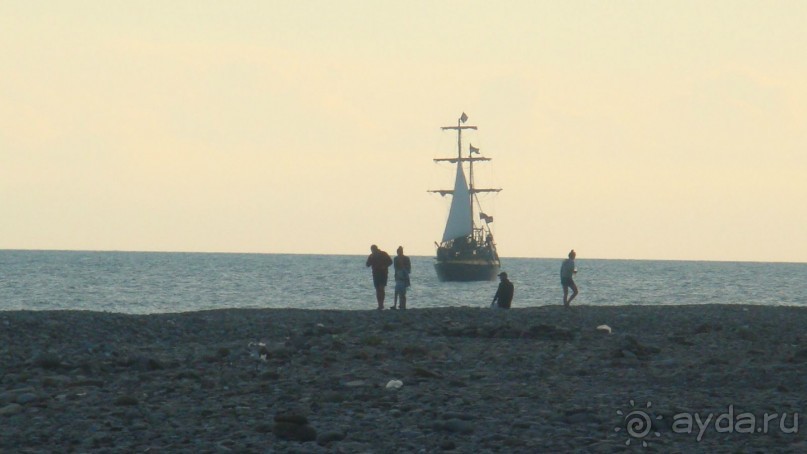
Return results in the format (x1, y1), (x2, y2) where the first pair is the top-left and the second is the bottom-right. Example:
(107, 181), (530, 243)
(1, 248), (805, 265)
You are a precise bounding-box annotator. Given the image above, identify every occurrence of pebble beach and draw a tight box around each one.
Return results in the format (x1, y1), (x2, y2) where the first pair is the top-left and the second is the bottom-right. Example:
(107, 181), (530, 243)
(2, 304), (806, 453)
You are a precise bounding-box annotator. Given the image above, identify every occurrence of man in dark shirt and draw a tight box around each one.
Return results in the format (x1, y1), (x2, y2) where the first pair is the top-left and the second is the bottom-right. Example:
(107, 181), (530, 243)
(491, 272), (514, 309)
(366, 245), (393, 310)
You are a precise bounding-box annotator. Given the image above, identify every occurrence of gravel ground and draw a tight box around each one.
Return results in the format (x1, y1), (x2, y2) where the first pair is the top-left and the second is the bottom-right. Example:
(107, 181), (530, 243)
(2, 305), (806, 453)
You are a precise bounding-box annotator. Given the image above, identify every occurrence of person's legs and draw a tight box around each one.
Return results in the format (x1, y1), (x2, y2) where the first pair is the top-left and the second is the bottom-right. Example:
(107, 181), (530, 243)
(566, 281), (578, 306)
(375, 285), (385, 309)
(400, 289), (407, 310)
(562, 284), (569, 306)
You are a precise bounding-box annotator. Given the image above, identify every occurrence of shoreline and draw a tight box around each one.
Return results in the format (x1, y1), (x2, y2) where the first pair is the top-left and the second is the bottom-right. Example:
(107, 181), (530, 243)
(2, 305), (806, 452)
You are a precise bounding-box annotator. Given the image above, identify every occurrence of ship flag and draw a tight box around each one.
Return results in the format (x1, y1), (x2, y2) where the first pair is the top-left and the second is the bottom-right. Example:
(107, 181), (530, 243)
(460, 112), (468, 123)
(470, 144), (480, 154)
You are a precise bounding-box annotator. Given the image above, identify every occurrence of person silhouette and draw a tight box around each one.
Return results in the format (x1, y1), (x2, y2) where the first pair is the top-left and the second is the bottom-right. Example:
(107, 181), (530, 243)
(560, 250), (578, 308)
(392, 246), (411, 309)
(491, 272), (514, 309)
(366, 245), (392, 310)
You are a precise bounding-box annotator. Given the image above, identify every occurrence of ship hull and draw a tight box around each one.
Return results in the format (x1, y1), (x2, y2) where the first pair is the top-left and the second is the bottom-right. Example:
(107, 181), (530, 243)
(434, 259), (500, 282)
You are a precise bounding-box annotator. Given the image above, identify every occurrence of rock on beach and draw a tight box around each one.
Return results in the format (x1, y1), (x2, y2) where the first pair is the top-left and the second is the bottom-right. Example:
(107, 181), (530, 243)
(1, 305), (805, 452)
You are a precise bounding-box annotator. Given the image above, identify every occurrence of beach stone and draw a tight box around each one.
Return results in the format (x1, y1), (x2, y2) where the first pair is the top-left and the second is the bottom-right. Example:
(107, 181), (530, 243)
(412, 367), (442, 379)
(440, 440), (457, 450)
(490, 325), (521, 338)
(652, 358), (678, 368)
(259, 370), (280, 380)
(287, 335), (312, 351)
(788, 349), (807, 363)
(273, 422), (317, 442)
(617, 335), (660, 359)
(668, 335), (694, 346)
(694, 323), (722, 334)
(114, 395), (139, 406)
(126, 355), (164, 371)
(0, 403), (23, 416)
(174, 370), (201, 380)
(41, 375), (72, 387)
(0, 387), (35, 404)
(737, 327), (757, 341)
(334, 442), (371, 453)
(71, 378), (104, 388)
(260, 343), (293, 360)
(274, 412), (308, 425)
(440, 325), (478, 337)
(272, 411), (317, 442)
(401, 345), (428, 357)
(399, 429), (421, 439)
(33, 352), (63, 370)
(563, 408), (601, 424)
(595, 324), (612, 334)
(434, 419), (474, 434)
(320, 391), (347, 403)
(316, 430), (346, 445)
(447, 379), (468, 388)
(442, 412), (475, 421)
(524, 324), (574, 341)
(16, 392), (39, 404)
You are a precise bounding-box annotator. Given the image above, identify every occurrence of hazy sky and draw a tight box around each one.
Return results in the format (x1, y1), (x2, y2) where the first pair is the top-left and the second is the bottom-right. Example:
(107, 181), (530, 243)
(2, 1), (805, 262)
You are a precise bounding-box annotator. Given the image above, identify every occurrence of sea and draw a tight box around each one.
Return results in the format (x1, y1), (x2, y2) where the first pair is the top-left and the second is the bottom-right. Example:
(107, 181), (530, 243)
(0, 250), (805, 314)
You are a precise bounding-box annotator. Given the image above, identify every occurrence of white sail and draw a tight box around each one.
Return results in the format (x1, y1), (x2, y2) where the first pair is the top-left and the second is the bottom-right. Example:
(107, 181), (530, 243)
(441, 163), (473, 242)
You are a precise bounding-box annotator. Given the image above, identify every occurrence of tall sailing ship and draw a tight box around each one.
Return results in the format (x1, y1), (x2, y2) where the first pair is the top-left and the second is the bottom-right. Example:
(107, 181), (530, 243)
(429, 113), (501, 282)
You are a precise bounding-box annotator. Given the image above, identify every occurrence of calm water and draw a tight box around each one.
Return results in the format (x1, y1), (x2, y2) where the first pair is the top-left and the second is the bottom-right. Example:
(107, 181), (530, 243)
(0, 250), (804, 314)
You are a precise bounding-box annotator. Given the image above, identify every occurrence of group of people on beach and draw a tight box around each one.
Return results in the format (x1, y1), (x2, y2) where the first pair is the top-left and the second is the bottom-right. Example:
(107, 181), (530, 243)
(366, 245), (411, 310)
(366, 245), (579, 310)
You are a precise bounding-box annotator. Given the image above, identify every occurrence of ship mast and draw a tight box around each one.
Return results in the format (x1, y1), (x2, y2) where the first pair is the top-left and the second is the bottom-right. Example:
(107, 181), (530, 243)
(430, 113), (501, 242)
(466, 119), (475, 229)
(439, 113), (478, 233)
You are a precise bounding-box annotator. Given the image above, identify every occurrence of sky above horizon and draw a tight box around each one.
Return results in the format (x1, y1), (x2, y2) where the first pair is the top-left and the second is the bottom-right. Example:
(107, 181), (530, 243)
(2, 1), (805, 263)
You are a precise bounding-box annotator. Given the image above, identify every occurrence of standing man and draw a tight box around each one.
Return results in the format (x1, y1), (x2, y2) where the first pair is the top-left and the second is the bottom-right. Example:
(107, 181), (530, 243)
(392, 246), (412, 310)
(366, 245), (393, 310)
(560, 249), (578, 308)
(491, 272), (514, 309)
